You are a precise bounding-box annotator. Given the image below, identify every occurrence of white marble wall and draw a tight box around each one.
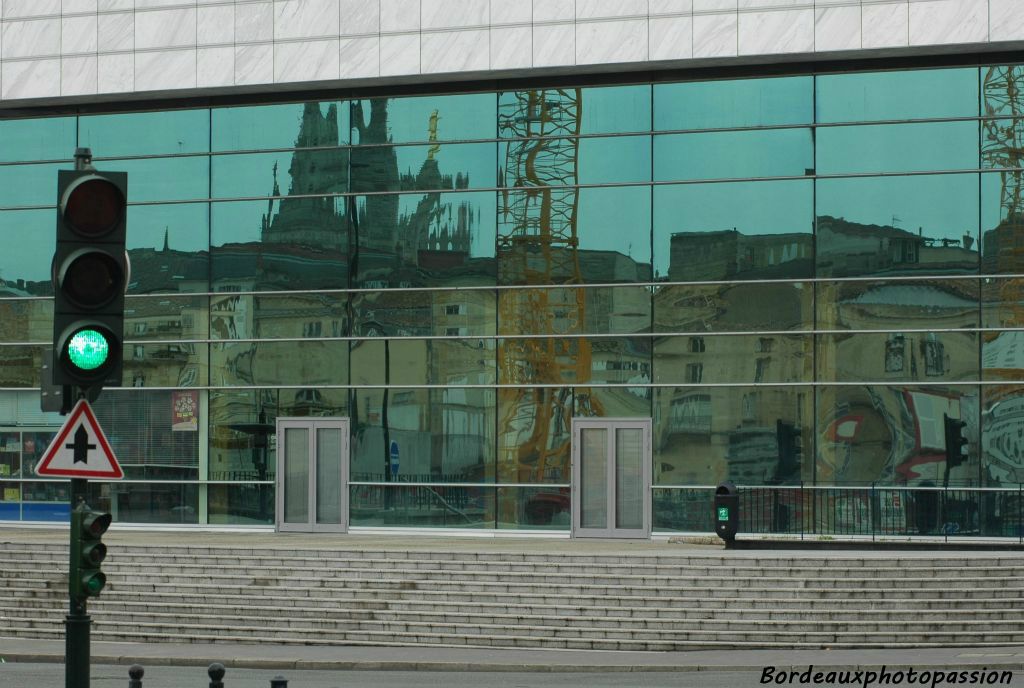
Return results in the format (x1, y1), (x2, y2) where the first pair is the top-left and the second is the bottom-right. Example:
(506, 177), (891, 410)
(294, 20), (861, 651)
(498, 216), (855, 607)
(0, 0), (1019, 102)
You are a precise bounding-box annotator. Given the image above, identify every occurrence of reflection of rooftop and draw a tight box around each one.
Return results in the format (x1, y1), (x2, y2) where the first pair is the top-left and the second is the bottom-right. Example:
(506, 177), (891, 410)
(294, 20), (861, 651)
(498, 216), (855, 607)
(848, 285), (977, 309)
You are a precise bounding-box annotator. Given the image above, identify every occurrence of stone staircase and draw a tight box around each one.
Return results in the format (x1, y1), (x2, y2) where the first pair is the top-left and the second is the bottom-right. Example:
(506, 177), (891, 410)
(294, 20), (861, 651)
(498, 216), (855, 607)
(1, 541), (1022, 650)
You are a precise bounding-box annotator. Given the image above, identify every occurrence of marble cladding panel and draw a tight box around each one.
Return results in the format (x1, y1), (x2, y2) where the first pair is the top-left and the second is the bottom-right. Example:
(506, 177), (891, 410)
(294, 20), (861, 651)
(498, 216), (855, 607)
(815, 4), (861, 52)
(380, 32), (420, 75)
(422, 0), (488, 30)
(135, 48), (196, 91)
(693, 10), (737, 57)
(738, 7), (815, 55)
(62, 0), (98, 14)
(0, 0), (1015, 102)
(62, 14), (98, 55)
(235, 1), (274, 43)
(197, 45), (234, 87)
(275, 38), (339, 82)
(340, 0), (379, 35)
(235, 43), (273, 85)
(576, 18), (648, 65)
(2, 58), (60, 99)
(650, 15), (693, 60)
(533, 22), (574, 67)
(990, 0), (1024, 42)
(274, 0), (340, 41)
(5, 0), (61, 19)
(197, 5), (234, 46)
(421, 28), (489, 73)
(909, 0), (988, 46)
(98, 11), (132, 52)
(576, 0), (647, 20)
(3, 19), (60, 59)
(136, 8), (197, 51)
(61, 54), (97, 95)
(491, 0), (531, 26)
(491, 24), (530, 68)
(650, 0), (693, 15)
(97, 52), (131, 92)
(862, 1), (909, 48)
(380, 0), (420, 32)
(339, 34), (379, 76)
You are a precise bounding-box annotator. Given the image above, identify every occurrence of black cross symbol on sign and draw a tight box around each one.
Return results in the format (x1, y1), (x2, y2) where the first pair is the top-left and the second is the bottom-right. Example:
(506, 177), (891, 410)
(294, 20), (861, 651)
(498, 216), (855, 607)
(66, 425), (96, 465)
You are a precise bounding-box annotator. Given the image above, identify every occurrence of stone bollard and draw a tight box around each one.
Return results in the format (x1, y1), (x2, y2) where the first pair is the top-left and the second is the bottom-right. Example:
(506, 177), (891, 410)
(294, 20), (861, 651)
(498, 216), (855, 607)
(208, 662), (226, 688)
(270, 677), (288, 688)
(128, 665), (144, 688)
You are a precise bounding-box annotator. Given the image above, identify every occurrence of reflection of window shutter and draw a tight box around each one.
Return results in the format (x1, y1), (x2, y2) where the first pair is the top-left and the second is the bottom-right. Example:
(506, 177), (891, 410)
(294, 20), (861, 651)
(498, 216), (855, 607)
(91, 391), (199, 470)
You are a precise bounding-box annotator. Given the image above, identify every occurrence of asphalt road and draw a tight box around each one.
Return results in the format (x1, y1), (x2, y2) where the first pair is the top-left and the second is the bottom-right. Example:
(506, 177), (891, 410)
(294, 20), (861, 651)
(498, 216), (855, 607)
(4, 663), (1024, 688)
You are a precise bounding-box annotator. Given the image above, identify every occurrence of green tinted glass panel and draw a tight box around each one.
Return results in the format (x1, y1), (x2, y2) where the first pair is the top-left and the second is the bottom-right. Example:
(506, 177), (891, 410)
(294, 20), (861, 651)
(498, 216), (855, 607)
(818, 279), (980, 330)
(126, 203), (210, 294)
(654, 180), (813, 282)
(349, 484), (495, 527)
(355, 93), (496, 144)
(0, 162), (65, 208)
(655, 128), (813, 181)
(816, 174), (980, 278)
(498, 286), (651, 335)
(653, 282), (812, 333)
(655, 76), (812, 130)
(654, 385), (810, 485)
(0, 208), (54, 290)
(816, 384), (978, 485)
(818, 332), (979, 382)
(981, 172), (1024, 274)
(212, 341), (349, 386)
(207, 485), (274, 525)
(213, 149), (346, 199)
(654, 334), (811, 384)
(817, 121), (978, 174)
(212, 101), (349, 152)
(982, 386), (1024, 486)
(499, 85), (649, 137)
(112, 156), (210, 202)
(500, 135), (650, 186)
(80, 109), (210, 157)
(0, 117), (76, 162)
(982, 278), (1024, 328)
(816, 68), (978, 123)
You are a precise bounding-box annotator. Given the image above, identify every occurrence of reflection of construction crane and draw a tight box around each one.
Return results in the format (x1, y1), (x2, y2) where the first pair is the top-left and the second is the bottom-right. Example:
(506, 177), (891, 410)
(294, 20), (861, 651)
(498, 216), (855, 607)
(497, 89), (600, 483)
(982, 67), (1024, 383)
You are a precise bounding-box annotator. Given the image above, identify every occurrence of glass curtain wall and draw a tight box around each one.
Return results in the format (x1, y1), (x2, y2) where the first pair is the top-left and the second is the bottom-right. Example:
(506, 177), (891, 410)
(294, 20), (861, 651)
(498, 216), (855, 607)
(0, 64), (1021, 534)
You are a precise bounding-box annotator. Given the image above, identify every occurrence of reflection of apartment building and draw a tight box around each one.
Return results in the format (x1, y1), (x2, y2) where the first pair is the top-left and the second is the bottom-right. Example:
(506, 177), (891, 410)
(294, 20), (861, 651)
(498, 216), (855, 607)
(668, 229), (813, 282)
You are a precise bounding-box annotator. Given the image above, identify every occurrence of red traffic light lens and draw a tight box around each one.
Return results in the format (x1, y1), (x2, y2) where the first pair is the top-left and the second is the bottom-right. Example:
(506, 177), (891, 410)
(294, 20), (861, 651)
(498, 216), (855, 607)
(85, 512), (112, 537)
(61, 251), (123, 309)
(63, 178), (124, 238)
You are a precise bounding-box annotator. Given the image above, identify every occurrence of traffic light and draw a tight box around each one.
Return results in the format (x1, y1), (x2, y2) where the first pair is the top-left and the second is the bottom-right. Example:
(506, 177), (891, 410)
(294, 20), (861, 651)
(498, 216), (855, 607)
(69, 504), (111, 599)
(944, 413), (968, 468)
(52, 159), (128, 401)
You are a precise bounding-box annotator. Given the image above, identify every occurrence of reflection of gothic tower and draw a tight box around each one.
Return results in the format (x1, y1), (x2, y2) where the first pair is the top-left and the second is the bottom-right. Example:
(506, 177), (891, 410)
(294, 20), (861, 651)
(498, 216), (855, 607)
(351, 99), (400, 253)
(261, 102), (348, 251)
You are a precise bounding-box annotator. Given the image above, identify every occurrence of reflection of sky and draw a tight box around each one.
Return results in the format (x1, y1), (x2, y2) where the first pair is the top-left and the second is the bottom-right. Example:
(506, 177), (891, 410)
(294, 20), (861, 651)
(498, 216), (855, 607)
(816, 68), (978, 122)
(0, 208), (53, 283)
(213, 102), (346, 151)
(356, 94), (494, 142)
(652, 180), (812, 278)
(655, 76), (812, 130)
(80, 109), (210, 157)
(817, 174), (979, 241)
(0, 117), (75, 163)
(577, 186), (651, 260)
(130, 204), (209, 253)
(817, 121), (977, 175)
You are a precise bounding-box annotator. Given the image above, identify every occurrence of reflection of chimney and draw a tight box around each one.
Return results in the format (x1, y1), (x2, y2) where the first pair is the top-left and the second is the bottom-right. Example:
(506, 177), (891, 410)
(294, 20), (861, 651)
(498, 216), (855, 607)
(963, 234), (974, 251)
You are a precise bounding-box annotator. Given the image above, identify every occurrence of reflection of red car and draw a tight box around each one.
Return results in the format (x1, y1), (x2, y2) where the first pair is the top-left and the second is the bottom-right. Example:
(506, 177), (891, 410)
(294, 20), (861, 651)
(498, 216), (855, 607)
(525, 490), (570, 525)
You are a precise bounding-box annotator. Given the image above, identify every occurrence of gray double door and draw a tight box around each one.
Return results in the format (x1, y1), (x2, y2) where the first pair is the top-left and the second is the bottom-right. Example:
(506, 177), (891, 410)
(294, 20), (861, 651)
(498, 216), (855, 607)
(571, 418), (652, 538)
(275, 418), (349, 533)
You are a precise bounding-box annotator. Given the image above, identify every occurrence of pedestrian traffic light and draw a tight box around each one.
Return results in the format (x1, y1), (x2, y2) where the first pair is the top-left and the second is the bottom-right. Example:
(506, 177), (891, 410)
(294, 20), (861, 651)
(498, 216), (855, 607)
(69, 504), (111, 599)
(52, 157), (128, 401)
(943, 413), (968, 468)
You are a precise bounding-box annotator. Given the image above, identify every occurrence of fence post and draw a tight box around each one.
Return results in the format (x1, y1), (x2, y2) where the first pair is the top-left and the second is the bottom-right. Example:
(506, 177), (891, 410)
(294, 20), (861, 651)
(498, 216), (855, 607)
(208, 663), (226, 688)
(270, 677), (288, 688)
(128, 665), (144, 688)
(870, 482), (876, 542)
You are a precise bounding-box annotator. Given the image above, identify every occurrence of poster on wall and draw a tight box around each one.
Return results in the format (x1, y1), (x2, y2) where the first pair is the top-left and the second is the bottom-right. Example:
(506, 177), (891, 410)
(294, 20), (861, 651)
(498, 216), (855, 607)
(172, 391), (199, 432)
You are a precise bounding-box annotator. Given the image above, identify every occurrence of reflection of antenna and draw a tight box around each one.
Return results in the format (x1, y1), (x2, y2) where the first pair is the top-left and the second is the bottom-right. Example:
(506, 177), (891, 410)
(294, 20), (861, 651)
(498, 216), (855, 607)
(891, 215), (902, 228)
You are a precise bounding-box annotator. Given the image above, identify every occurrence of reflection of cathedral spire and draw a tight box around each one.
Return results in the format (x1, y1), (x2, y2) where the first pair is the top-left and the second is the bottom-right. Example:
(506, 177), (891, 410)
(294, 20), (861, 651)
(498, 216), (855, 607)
(260, 103), (348, 252)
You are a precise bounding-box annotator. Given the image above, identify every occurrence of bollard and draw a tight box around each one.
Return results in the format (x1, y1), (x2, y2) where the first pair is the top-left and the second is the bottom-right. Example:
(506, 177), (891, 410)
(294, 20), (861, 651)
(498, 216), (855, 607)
(128, 664), (144, 688)
(208, 662), (226, 688)
(270, 677), (288, 688)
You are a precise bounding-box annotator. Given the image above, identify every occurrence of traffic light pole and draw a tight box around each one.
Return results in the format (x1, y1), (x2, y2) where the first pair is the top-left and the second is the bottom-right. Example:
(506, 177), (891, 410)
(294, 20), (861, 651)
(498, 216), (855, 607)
(66, 476), (90, 688)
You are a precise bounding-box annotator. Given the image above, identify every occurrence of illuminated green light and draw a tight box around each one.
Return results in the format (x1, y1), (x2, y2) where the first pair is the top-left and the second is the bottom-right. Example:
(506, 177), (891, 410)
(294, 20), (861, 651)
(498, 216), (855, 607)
(83, 572), (105, 595)
(717, 506), (730, 521)
(67, 329), (110, 371)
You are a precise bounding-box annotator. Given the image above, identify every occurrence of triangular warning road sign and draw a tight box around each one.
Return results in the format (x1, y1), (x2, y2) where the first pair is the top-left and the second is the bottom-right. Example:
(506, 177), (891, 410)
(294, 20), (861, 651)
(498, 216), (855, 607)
(35, 399), (123, 479)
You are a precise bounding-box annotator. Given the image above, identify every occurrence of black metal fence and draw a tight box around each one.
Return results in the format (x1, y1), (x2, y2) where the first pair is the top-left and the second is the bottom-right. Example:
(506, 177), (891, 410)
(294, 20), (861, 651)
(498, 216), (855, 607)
(127, 664), (287, 687)
(655, 484), (1024, 540)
